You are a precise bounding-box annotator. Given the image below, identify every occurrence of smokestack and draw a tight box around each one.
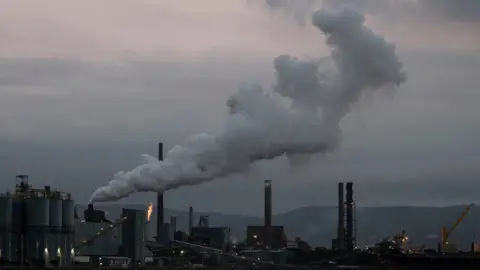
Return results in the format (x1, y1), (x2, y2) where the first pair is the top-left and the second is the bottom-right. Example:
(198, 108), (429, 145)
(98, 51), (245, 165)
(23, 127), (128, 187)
(156, 142), (164, 242)
(345, 182), (355, 251)
(264, 180), (272, 247)
(170, 216), (177, 234)
(188, 206), (194, 235)
(337, 182), (345, 250)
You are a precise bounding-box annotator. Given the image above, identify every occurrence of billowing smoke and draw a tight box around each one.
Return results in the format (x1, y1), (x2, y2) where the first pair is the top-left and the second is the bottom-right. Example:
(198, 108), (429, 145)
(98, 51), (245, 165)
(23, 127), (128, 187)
(89, 7), (406, 204)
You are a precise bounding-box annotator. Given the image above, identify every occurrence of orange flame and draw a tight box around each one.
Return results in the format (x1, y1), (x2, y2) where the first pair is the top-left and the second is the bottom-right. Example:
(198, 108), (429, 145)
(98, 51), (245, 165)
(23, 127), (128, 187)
(147, 202), (153, 221)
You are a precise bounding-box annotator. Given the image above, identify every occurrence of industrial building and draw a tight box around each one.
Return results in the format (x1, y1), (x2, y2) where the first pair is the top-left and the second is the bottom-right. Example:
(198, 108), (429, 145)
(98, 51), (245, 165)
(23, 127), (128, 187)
(246, 226), (286, 249)
(0, 174), (149, 268)
(0, 175), (75, 267)
(246, 180), (287, 250)
(74, 205), (148, 268)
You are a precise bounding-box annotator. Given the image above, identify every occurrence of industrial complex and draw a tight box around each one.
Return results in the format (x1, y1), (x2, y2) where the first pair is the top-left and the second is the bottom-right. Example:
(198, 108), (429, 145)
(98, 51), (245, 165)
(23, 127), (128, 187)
(1, 142), (480, 269)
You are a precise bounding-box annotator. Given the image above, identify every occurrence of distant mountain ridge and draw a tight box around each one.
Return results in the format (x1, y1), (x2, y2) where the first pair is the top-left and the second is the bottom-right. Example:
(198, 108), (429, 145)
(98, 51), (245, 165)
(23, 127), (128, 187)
(76, 204), (479, 250)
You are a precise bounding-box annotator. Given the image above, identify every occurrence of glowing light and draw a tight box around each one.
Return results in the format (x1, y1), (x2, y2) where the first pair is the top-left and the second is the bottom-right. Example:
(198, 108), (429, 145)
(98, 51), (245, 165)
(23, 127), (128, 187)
(147, 202), (153, 221)
(44, 248), (49, 259)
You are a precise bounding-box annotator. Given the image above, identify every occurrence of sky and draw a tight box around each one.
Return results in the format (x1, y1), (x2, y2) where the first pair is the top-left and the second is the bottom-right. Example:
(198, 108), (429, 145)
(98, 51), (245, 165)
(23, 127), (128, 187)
(1, 0), (480, 216)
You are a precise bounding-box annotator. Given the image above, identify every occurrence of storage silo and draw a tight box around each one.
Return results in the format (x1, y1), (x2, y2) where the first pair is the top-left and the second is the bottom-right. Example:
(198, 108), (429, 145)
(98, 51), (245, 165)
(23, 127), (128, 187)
(61, 198), (75, 266)
(49, 198), (62, 264)
(0, 195), (13, 262)
(10, 197), (24, 263)
(25, 197), (50, 263)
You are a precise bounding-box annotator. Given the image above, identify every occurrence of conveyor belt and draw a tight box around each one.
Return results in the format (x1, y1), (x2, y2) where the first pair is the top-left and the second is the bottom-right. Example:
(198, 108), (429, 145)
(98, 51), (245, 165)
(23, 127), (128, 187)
(170, 240), (308, 269)
(74, 216), (127, 249)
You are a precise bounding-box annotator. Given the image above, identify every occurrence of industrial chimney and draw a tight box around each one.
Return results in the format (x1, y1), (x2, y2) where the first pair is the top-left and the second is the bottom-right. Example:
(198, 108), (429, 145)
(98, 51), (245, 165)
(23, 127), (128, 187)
(156, 142), (164, 242)
(345, 182), (355, 251)
(264, 180), (272, 247)
(337, 182), (345, 250)
(188, 206), (194, 235)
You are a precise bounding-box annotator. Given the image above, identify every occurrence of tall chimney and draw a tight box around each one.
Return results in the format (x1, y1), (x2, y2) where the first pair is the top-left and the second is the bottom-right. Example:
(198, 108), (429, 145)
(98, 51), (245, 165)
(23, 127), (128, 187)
(337, 182), (345, 250)
(156, 142), (164, 242)
(345, 182), (354, 251)
(264, 180), (272, 247)
(188, 206), (194, 235)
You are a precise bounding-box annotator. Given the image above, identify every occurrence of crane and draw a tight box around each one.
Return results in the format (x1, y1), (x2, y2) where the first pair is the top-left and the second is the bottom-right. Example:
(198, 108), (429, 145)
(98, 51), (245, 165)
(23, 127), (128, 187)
(441, 203), (474, 245)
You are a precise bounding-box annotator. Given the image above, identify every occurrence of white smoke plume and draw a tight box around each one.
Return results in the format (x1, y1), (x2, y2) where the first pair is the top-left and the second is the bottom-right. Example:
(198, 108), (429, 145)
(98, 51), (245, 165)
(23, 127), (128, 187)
(89, 7), (406, 204)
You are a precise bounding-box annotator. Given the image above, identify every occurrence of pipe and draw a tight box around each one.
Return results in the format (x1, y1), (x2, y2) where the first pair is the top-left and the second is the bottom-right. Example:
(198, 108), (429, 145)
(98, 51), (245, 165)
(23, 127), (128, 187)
(264, 180), (272, 247)
(337, 182), (345, 250)
(156, 142), (164, 242)
(345, 182), (354, 251)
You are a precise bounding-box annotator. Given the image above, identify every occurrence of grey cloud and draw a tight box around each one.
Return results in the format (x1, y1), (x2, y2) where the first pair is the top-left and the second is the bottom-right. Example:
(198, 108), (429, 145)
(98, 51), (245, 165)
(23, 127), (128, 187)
(418, 0), (480, 22)
(0, 57), (275, 142)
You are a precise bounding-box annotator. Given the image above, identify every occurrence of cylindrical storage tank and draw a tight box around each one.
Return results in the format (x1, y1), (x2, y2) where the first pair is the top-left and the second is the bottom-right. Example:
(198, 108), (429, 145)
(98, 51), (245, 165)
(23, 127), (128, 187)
(48, 199), (62, 265)
(10, 198), (24, 263)
(0, 196), (13, 262)
(10, 234), (21, 264)
(61, 199), (75, 266)
(11, 198), (23, 234)
(25, 198), (50, 264)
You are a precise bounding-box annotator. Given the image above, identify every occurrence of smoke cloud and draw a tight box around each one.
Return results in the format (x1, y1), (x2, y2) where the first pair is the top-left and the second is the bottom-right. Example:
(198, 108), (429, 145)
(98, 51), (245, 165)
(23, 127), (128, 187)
(89, 8), (406, 204)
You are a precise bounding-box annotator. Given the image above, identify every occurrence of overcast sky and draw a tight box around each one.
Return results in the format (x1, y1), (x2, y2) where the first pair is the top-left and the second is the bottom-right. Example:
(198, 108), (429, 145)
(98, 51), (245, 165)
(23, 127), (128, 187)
(1, 0), (479, 216)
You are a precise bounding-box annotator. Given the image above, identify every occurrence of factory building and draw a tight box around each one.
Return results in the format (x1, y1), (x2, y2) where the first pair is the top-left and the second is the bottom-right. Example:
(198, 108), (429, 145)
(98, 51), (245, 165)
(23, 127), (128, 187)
(74, 205), (148, 267)
(0, 175), (75, 267)
(74, 218), (123, 256)
(245, 180), (287, 249)
(121, 208), (147, 268)
(190, 227), (231, 250)
(246, 226), (286, 249)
